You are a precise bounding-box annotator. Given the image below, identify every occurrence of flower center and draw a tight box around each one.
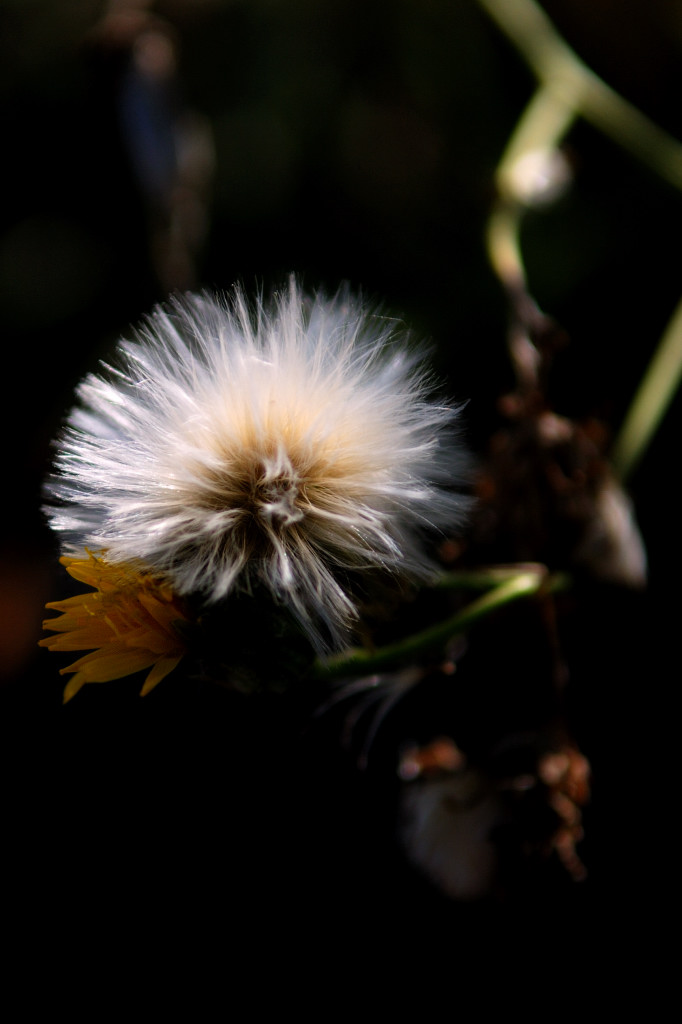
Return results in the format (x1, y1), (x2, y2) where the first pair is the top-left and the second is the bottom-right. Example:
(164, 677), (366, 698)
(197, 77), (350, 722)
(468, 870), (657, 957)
(255, 468), (304, 527)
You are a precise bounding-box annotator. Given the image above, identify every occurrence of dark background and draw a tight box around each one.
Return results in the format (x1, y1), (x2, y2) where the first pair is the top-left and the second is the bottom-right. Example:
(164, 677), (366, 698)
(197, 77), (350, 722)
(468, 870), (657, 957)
(0, 0), (677, 986)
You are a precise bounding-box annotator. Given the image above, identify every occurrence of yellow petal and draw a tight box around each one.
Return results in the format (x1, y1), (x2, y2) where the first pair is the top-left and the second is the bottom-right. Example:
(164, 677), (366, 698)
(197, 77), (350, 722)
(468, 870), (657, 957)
(42, 553), (190, 699)
(40, 623), (115, 650)
(60, 647), (157, 683)
(139, 655), (184, 696)
(62, 673), (89, 704)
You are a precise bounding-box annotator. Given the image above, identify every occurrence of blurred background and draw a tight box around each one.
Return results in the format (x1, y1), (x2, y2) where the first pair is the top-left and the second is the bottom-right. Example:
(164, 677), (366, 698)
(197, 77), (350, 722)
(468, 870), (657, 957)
(1, 0), (679, 976)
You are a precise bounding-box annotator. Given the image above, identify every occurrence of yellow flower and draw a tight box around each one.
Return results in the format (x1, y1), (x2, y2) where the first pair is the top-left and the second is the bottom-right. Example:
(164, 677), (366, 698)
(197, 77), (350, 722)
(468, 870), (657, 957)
(40, 553), (190, 703)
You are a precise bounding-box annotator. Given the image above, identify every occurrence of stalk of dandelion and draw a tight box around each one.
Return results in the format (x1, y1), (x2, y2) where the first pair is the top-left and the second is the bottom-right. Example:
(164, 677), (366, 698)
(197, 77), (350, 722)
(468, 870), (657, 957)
(610, 295), (682, 483)
(314, 565), (569, 682)
(479, 0), (682, 482)
(479, 0), (682, 189)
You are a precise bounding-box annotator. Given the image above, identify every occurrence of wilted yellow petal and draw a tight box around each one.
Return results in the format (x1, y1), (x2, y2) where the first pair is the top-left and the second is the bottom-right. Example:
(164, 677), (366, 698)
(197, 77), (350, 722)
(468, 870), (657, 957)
(62, 673), (88, 704)
(140, 655), (184, 696)
(60, 647), (157, 682)
(42, 552), (190, 700)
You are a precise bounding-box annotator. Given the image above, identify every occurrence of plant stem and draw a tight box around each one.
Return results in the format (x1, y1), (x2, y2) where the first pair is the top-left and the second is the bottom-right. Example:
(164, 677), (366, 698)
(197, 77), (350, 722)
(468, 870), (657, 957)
(611, 294), (682, 482)
(314, 570), (569, 681)
(480, 0), (682, 477)
(434, 563), (552, 590)
(478, 0), (682, 190)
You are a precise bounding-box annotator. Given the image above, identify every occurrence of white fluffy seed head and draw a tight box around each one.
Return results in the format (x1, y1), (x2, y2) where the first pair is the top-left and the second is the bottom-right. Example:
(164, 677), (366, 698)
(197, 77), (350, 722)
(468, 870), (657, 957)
(45, 279), (470, 650)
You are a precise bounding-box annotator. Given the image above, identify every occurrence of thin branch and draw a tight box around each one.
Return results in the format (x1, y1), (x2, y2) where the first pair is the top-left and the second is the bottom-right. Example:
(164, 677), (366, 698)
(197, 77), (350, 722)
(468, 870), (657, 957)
(479, 0), (682, 191)
(434, 563), (554, 590)
(480, 0), (682, 474)
(314, 569), (570, 682)
(611, 293), (682, 482)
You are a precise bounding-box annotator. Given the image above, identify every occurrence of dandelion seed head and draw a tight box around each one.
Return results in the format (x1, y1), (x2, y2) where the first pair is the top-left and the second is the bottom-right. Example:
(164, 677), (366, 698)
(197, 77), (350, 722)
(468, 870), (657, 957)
(45, 279), (470, 649)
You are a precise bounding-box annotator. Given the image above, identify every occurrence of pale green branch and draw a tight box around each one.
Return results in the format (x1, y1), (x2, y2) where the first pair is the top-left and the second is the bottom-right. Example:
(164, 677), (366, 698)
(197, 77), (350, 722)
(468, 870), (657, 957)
(611, 294), (682, 482)
(434, 563), (553, 590)
(479, 0), (682, 191)
(481, 0), (682, 475)
(314, 569), (569, 681)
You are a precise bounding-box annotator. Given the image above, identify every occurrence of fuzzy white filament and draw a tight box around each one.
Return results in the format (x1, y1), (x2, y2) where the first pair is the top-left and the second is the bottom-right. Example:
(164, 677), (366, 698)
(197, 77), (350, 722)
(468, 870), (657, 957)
(46, 280), (469, 649)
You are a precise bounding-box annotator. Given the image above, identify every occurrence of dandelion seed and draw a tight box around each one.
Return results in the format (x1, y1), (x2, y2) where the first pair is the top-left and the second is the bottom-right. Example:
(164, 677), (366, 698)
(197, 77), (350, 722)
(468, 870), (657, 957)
(45, 279), (469, 650)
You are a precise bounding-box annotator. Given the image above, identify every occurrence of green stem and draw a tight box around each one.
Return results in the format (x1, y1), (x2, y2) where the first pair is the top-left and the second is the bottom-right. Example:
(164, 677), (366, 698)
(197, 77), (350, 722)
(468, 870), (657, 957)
(481, 0), (682, 476)
(496, 82), (577, 203)
(486, 199), (525, 294)
(488, 80), (578, 287)
(478, 0), (682, 190)
(610, 293), (682, 482)
(434, 563), (552, 590)
(314, 570), (569, 681)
